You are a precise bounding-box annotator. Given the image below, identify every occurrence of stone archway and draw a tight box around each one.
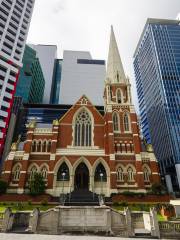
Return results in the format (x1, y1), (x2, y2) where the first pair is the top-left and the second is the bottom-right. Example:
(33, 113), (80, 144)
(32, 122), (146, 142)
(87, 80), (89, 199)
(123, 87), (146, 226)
(74, 162), (89, 190)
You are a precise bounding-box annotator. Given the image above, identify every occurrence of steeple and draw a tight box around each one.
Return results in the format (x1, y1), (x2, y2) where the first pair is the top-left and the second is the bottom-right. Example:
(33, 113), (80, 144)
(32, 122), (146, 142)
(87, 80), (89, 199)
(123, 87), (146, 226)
(106, 26), (126, 84)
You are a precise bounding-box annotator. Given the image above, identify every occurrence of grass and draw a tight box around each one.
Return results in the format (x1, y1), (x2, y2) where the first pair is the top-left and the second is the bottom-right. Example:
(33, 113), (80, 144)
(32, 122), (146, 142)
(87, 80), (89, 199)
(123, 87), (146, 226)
(0, 202), (55, 213)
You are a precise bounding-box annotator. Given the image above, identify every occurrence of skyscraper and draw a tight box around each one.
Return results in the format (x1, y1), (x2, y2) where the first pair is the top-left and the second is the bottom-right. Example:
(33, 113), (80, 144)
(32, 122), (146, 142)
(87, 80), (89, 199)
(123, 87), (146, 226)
(59, 51), (106, 106)
(15, 45), (45, 104)
(29, 44), (57, 104)
(134, 18), (180, 192)
(0, 0), (35, 157)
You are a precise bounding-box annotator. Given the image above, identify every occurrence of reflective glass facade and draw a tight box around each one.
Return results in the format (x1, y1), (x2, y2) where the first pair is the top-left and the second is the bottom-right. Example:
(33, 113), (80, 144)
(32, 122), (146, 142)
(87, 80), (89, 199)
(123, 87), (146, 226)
(50, 59), (62, 104)
(15, 45), (45, 104)
(134, 19), (180, 190)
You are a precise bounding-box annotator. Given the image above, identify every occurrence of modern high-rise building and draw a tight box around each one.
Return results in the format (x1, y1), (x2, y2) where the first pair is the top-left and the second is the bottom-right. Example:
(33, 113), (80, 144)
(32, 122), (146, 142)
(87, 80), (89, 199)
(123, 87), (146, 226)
(134, 18), (180, 192)
(50, 59), (62, 104)
(15, 45), (45, 104)
(29, 44), (57, 104)
(59, 51), (106, 106)
(0, 0), (35, 157)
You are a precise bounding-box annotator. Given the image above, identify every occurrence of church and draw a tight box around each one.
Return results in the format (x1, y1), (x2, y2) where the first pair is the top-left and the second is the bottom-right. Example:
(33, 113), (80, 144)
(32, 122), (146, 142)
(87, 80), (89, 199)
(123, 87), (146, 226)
(2, 27), (160, 197)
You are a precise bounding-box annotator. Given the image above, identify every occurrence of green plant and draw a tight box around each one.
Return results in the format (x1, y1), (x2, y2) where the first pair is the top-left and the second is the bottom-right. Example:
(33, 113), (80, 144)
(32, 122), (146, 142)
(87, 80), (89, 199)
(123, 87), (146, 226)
(151, 183), (166, 195)
(17, 202), (23, 210)
(0, 180), (8, 194)
(28, 173), (46, 196)
(28, 200), (32, 205)
(119, 201), (128, 207)
(41, 199), (48, 206)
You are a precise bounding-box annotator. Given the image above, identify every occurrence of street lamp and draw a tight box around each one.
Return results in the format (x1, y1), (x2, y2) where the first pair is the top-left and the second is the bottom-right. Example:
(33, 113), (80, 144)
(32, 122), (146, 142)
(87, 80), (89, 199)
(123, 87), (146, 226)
(62, 172), (66, 204)
(99, 172), (104, 205)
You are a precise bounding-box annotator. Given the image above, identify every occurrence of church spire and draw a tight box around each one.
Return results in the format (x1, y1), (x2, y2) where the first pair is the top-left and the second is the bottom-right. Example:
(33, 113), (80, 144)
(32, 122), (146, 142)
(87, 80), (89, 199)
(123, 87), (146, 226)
(106, 26), (126, 83)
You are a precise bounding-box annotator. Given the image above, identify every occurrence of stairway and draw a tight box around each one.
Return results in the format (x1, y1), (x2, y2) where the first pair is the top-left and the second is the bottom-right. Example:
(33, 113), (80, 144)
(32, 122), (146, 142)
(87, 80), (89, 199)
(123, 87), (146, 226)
(65, 189), (100, 206)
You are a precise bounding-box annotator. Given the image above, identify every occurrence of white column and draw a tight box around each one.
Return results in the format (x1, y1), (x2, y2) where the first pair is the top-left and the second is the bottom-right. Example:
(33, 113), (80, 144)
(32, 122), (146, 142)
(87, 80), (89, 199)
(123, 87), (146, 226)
(165, 174), (173, 193)
(175, 164), (180, 190)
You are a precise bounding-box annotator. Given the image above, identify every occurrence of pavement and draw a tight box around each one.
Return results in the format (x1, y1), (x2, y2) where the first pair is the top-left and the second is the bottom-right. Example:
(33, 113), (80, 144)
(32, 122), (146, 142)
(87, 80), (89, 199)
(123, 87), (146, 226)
(0, 233), (170, 240)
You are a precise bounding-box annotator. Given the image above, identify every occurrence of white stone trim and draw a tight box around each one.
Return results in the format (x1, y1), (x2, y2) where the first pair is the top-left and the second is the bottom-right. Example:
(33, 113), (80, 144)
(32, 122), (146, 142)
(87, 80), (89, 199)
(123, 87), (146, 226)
(110, 154), (115, 160)
(56, 148), (105, 156)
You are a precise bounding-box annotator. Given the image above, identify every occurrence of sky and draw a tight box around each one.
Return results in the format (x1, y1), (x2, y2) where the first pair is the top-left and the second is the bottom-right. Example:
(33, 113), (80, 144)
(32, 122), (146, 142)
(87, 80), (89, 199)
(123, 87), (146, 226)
(27, 0), (180, 110)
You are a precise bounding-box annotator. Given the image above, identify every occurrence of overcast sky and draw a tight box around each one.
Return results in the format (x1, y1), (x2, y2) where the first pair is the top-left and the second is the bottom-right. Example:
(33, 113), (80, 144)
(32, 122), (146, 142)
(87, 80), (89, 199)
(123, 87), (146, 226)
(27, 0), (180, 110)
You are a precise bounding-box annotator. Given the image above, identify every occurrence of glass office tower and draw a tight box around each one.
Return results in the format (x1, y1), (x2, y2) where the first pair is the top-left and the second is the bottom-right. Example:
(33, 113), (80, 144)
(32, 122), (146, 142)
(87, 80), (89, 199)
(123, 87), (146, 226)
(15, 45), (45, 104)
(134, 19), (180, 192)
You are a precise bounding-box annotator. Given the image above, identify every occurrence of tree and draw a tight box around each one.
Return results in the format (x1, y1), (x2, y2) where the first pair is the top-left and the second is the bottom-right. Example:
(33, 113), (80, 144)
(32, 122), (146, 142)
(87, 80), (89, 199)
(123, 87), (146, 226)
(0, 179), (8, 194)
(29, 173), (46, 196)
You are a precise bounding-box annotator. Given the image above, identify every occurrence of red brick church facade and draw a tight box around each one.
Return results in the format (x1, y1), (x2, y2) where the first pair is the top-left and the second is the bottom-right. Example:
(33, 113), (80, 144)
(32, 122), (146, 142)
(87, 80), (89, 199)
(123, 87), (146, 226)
(2, 27), (160, 197)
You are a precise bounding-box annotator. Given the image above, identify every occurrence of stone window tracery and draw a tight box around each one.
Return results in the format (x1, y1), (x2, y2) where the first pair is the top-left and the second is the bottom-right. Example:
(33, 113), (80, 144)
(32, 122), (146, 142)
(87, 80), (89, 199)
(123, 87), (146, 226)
(113, 112), (119, 132)
(143, 166), (151, 182)
(117, 167), (124, 181)
(29, 166), (38, 180)
(124, 113), (130, 132)
(127, 167), (134, 181)
(13, 165), (21, 181)
(41, 166), (48, 179)
(74, 109), (92, 146)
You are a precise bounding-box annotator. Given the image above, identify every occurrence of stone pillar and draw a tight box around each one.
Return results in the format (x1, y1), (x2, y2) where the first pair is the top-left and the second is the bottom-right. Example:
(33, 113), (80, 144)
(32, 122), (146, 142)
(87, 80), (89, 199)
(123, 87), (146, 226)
(2, 208), (13, 232)
(124, 207), (134, 237)
(165, 174), (173, 193)
(28, 208), (40, 233)
(175, 164), (180, 191)
(150, 208), (160, 239)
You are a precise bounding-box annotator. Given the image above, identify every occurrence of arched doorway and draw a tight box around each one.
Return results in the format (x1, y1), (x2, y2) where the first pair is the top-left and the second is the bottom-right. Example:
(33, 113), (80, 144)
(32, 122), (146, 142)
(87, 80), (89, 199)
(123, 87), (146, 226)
(74, 163), (89, 190)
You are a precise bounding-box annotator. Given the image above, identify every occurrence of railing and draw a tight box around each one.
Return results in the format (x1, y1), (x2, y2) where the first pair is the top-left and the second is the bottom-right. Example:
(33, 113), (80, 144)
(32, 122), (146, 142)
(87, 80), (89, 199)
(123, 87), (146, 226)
(159, 221), (180, 237)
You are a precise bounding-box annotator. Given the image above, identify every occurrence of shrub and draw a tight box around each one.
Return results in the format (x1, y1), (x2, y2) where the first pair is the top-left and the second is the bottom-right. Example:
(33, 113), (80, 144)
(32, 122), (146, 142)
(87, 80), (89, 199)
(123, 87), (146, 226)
(120, 201), (128, 207)
(28, 173), (46, 196)
(0, 180), (8, 194)
(41, 199), (48, 206)
(17, 202), (23, 210)
(151, 183), (166, 195)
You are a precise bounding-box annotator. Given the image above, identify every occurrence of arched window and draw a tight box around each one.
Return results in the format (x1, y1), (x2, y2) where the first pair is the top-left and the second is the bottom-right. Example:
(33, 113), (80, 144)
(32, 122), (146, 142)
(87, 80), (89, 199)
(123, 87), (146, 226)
(127, 167), (134, 181)
(29, 166), (38, 180)
(116, 89), (122, 104)
(94, 163), (107, 182)
(113, 112), (119, 132)
(143, 167), (150, 182)
(124, 113), (130, 132)
(117, 167), (124, 181)
(13, 165), (21, 181)
(37, 141), (41, 152)
(41, 166), (48, 179)
(42, 141), (47, 152)
(47, 141), (51, 152)
(31, 141), (36, 152)
(57, 162), (70, 181)
(74, 109), (92, 146)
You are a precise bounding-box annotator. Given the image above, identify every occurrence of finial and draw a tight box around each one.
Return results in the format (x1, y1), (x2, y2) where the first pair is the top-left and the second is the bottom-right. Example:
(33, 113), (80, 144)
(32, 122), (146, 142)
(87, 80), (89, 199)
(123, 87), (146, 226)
(53, 119), (59, 126)
(27, 119), (36, 128)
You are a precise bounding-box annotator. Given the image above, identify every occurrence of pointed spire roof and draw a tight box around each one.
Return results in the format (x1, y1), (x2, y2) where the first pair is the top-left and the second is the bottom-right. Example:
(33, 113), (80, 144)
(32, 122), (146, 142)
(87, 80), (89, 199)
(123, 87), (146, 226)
(106, 26), (126, 83)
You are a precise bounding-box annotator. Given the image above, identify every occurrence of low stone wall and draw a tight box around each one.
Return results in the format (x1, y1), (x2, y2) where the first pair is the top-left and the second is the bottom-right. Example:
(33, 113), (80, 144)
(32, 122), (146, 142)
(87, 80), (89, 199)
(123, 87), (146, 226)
(159, 221), (180, 239)
(112, 194), (171, 203)
(34, 206), (127, 236)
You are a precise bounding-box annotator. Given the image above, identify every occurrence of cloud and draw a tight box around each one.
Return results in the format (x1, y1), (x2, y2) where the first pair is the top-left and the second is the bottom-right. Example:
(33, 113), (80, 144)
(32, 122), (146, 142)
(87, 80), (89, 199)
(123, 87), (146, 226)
(52, 0), (66, 14)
